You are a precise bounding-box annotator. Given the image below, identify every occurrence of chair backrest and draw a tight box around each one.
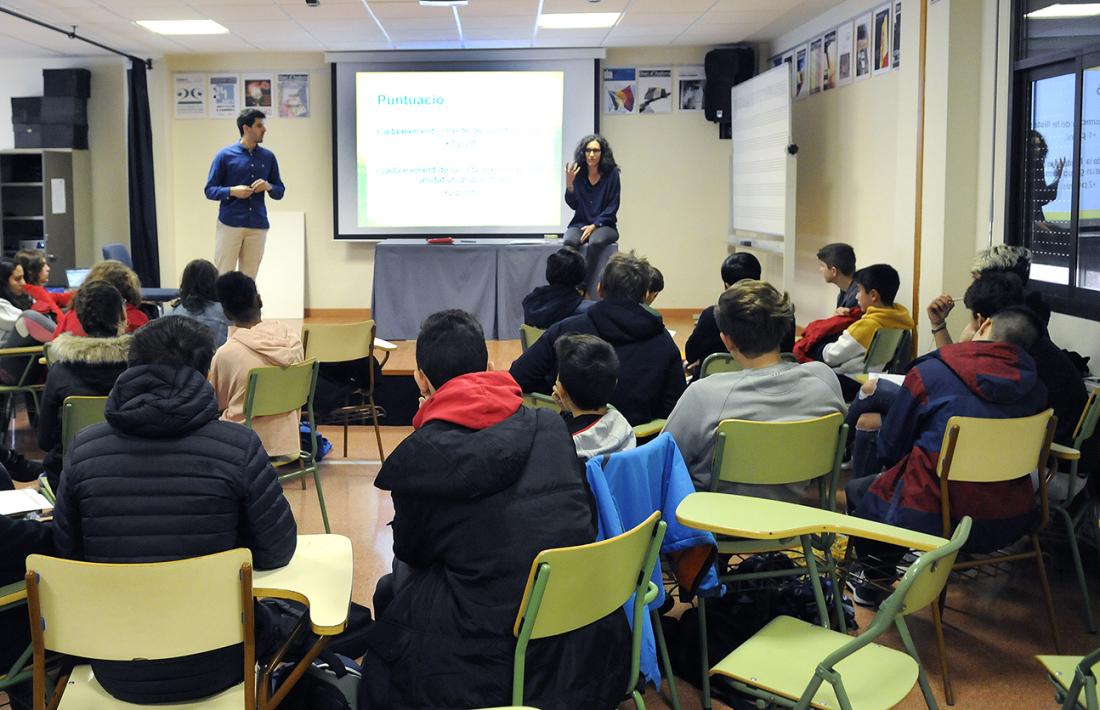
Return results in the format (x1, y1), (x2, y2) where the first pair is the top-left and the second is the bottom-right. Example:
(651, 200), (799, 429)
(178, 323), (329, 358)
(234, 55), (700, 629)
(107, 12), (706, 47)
(1073, 390), (1100, 451)
(937, 410), (1055, 483)
(25, 549), (252, 660)
(522, 392), (561, 413)
(519, 324), (545, 352)
(302, 321), (376, 364)
(244, 359), (319, 422)
(881, 517), (971, 617)
(61, 396), (108, 452)
(101, 243), (133, 269)
(863, 328), (909, 373)
(701, 352), (741, 377)
(513, 512), (664, 641)
(711, 413), (846, 497)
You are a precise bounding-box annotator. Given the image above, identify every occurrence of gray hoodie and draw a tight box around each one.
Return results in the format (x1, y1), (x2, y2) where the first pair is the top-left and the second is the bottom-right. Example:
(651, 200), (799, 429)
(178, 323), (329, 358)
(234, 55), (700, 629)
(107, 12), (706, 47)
(569, 409), (637, 460)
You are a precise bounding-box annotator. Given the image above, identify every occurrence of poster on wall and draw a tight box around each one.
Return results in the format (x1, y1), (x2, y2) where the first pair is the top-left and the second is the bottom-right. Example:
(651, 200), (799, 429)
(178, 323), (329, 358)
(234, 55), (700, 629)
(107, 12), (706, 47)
(174, 73), (206, 119)
(837, 21), (854, 86)
(893, 1), (902, 68)
(603, 67), (637, 114)
(677, 65), (705, 111)
(873, 4), (892, 76)
(277, 73), (310, 118)
(855, 13), (873, 81)
(823, 29), (839, 90)
(242, 73), (274, 112)
(208, 73), (239, 119)
(795, 44), (809, 100)
(809, 36), (823, 94)
(638, 68), (673, 113)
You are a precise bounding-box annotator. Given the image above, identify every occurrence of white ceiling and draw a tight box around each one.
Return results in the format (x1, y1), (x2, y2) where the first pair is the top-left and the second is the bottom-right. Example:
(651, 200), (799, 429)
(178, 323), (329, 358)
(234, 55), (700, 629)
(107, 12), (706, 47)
(0, 0), (842, 58)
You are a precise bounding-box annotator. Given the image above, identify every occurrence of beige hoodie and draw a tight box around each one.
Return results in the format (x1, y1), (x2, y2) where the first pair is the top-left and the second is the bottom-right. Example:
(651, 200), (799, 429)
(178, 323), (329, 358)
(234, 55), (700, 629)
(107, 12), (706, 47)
(209, 320), (304, 457)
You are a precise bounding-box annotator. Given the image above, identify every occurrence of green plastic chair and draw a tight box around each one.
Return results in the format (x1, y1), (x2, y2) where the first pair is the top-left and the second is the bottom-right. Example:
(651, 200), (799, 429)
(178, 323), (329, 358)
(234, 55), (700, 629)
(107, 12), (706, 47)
(519, 325), (545, 352)
(0, 345), (45, 431)
(1038, 646), (1100, 710)
(522, 392), (561, 413)
(244, 359), (330, 533)
(0, 581), (32, 699)
(862, 328), (909, 374)
(512, 511), (666, 708)
(698, 412), (848, 710)
(700, 352), (741, 377)
(633, 419), (666, 440)
(61, 396), (108, 452)
(1046, 390), (1100, 634)
(710, 517), (971, 710)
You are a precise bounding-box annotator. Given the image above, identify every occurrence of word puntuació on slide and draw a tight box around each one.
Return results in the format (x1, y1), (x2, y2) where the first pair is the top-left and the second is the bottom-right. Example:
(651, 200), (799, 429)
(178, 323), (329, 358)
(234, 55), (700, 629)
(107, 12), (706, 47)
(376, 94), (445, 106)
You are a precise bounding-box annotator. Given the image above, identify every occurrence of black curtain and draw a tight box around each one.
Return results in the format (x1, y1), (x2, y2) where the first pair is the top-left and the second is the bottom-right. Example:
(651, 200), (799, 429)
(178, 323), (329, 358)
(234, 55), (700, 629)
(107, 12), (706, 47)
(126, 58), (160, 287)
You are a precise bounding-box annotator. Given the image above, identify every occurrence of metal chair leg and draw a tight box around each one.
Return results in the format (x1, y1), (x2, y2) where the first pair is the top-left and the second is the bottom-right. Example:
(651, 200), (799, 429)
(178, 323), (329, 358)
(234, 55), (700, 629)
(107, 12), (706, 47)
(930, 600), (954, 706)
(697, 596), (711, 710)
(369, 394), (385, 463)
(312, 467), (331, 534)
(650, 607), (680, 710)
(1032, 535), (1063, 653)
(1057, 505), (1097, 633)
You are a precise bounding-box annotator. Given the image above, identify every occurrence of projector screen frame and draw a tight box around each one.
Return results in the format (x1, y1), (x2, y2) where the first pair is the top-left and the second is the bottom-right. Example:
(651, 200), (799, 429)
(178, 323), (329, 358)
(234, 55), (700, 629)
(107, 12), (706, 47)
(328, 49), (604, 242)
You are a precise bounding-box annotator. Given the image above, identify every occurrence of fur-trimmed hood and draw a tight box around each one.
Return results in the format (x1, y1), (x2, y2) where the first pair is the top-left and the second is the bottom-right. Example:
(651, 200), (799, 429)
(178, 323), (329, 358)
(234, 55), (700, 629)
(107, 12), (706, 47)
(49, 332), (131, 365)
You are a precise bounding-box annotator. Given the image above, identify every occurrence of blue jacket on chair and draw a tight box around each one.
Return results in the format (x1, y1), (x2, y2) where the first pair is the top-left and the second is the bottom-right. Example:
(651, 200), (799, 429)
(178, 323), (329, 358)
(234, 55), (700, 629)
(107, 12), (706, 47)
(585, 433), (721, 687)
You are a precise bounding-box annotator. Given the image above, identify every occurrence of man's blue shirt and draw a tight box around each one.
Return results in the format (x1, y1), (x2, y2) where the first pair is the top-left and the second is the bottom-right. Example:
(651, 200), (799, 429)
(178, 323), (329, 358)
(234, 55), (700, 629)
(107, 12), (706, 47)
(204, 142), (285, 229)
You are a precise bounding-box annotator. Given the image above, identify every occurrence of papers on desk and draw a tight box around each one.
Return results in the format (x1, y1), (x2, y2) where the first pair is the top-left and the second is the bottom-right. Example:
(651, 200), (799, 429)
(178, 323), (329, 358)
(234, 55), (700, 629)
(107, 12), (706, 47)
(374, 338), (397, 351)
(0, 489), (53, 516)
(868, 373), (905, 386)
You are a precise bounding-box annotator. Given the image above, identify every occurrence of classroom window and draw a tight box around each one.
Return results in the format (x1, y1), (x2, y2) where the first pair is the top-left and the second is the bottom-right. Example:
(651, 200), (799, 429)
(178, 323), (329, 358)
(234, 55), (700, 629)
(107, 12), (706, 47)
(1009, 2), (1100, 318)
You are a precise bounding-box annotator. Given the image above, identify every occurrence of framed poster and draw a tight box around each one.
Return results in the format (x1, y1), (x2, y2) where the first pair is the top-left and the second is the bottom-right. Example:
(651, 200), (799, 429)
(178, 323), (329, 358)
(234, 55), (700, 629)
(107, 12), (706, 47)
(823, 29), (838, 91)
(873, 4), (892, 76)
(677, 65), (705, 111)
(855, 13), (873, 81)
(603, 67), (637, 114)
(837, 21), (855, 86)
(174, 73), (205, 118)
(277, 73), (310, 118)
(209, 73), (240, 119)
(242, 73), (274, 112)
(795, 44), (809, 100)
(638, 67), (673, 114)
(893, 1), (902, 69)
(809, 36), (823, 94)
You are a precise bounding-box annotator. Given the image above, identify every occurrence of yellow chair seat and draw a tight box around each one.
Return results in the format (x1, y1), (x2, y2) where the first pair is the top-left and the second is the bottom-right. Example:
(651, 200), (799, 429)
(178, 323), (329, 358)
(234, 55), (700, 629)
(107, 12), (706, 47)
(632, 418), (666, 438)
(711, 615), (919, 710)
(1049, 442), (1081, 461)
(1037, 654), (1099, 707)
(59, 665), (246, 709)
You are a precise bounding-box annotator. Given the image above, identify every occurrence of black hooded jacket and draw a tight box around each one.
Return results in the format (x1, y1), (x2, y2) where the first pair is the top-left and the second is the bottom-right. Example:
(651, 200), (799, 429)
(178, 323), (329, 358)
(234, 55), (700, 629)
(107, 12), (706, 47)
(361, 371), (630, 709)
(510, 297), (687, 425)
(522, 284), (586, 329)
(51, 363), (297, 704)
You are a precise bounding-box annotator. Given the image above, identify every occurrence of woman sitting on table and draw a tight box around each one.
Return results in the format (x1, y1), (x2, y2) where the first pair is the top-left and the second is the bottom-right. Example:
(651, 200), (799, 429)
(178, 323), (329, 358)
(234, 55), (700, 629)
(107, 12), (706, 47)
(563, 133), (621, 285)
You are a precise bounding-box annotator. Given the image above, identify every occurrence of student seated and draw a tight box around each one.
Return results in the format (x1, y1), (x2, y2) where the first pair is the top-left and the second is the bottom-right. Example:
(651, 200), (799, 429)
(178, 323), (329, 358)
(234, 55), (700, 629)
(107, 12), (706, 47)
(38, 281), (131, 492)
(168, 258), (230, 348)
(210, 271), (304, 457)
(821, 263), (914, 376)
(846, 306), (1047, 600)
(510, 251), (686, 426)
(51, 315), (297, 704)
(362, 310), (629, 709)
(16, 248), (72, 321)
(53, 260), (149, 337)
(665, 280), (846, 495)
(553, 334), (636, 459)
(684, 253), (794, 380)
(643, 264), (664, 309)
(521, 246), (591, 329)
(817, 242), (859, 313)
(0, 509), (52, 710)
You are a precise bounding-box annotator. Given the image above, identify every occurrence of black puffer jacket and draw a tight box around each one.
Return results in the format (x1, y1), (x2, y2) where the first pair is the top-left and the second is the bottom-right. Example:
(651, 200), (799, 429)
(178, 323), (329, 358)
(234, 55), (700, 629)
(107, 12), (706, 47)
(51, 363), (297, 704)
(361, 371), (630, 709)
(510, 297), (687, 425)
(38, 332), (131, 491)
(522, 283), (586, 329)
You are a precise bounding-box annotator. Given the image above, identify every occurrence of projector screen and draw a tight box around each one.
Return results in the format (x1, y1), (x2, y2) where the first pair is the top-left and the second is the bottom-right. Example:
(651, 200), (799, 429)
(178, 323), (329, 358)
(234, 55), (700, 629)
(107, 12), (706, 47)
(331, 52), (600, 239)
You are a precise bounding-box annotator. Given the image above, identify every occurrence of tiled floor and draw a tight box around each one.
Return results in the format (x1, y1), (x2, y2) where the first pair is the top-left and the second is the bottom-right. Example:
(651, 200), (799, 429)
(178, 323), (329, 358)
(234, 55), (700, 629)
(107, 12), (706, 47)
(294, 423), (1100, 710)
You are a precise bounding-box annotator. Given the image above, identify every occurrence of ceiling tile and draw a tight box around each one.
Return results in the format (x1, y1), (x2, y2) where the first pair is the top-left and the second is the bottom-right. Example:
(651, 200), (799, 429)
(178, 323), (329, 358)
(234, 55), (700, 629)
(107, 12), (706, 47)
(382, 16), (458, 30)
(626, 0), (715, 11)
(280, 3), (373, 20)
(368, 2), (451, 19)
(615, 12), (697, 29)
(458, 0), (537, 18)
(540, 0), (629, 13)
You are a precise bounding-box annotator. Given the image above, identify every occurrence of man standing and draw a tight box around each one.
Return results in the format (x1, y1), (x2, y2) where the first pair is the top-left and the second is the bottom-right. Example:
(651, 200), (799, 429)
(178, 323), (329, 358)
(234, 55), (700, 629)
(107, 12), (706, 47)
(204, 108), (285, 278)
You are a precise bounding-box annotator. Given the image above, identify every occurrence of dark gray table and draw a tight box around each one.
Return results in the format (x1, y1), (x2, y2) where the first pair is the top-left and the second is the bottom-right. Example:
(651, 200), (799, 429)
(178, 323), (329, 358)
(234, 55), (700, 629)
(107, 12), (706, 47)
(371, 239), (563, 340)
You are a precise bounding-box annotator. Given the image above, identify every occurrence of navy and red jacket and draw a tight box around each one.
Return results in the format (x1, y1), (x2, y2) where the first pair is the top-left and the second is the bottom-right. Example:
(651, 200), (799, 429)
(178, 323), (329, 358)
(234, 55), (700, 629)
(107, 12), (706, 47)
(855, 340), (1047, 552)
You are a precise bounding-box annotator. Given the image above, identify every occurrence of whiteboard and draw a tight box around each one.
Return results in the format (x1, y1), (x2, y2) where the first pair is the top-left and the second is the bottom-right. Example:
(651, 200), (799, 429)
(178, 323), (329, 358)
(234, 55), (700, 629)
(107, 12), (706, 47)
(729, 64), (797, 290)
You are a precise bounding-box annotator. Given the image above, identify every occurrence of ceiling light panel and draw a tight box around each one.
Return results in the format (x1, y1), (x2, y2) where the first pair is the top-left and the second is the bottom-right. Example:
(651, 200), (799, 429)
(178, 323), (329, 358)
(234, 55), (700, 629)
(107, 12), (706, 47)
(136, 19), (229, 34)
(1026, 3), (1100, 18)
(537, 12), (621, 29)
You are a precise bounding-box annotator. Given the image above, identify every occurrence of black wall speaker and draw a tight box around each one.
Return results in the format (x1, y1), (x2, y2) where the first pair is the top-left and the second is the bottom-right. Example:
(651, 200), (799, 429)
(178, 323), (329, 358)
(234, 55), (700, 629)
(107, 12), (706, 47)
(704, 46), (756, 124)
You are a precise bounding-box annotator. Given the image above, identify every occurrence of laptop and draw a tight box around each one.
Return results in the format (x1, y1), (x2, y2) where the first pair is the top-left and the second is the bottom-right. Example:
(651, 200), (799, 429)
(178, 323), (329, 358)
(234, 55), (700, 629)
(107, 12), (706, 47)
(65, 268), (90, 288)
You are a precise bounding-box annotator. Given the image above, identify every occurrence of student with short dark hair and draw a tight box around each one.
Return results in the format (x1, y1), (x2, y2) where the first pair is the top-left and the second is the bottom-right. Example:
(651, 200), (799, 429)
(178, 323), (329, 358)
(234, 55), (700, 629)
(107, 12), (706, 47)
(209, 271), (303, 457)
(362, 310), (629, 709)
(169, 259), (229, 347)
(38, 281), (131, 491)
(684, 252), (796, 380)
(510, 252), (686, 425)
(817, 242), (859, 312)
(644, 265), (664, 307)
(553, 334), (636, 459)
(51, 315), (296, 704)
(521, 247), (590, 329)
(665, 280), (846, 493)
(821, 264), (914, 375)
(845, 305), (1047, 602)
